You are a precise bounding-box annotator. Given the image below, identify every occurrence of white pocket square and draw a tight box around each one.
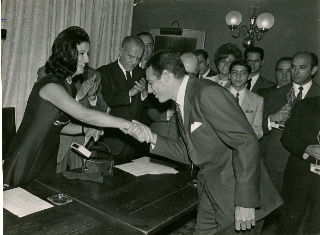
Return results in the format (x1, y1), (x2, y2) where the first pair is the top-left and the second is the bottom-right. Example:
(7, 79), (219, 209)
(191, 122), (202, 133)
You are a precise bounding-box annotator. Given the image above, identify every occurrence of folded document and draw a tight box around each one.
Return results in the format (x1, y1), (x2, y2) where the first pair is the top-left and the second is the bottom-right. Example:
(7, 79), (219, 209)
(114, 156), (178, 176)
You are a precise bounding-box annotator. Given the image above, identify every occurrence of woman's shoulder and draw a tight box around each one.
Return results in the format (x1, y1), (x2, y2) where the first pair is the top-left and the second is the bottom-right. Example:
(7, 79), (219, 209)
(36, 74), (64, 87)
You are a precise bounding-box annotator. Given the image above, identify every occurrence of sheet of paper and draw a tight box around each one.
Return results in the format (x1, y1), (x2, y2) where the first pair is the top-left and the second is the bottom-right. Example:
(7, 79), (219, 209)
(3, 187), (53, 217)
(114, 156), (179, 176)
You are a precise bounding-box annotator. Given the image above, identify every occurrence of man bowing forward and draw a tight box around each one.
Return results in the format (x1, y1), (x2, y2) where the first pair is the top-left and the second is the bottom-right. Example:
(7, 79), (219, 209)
(129, 51), (282, 234)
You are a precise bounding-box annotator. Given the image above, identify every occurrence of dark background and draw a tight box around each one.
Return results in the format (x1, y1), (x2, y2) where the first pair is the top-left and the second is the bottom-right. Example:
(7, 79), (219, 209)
(132, 0), (320, 84)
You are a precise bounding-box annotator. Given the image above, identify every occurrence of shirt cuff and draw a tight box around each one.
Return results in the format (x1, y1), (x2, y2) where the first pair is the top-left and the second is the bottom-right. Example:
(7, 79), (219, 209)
(141, 92), (148, 101)
(75, 96), (80, 102)
(88, 95), (97, 106)
(268, 116), (279, 130)
(129, 92), (131, 103)
(302, 152), (309, 160)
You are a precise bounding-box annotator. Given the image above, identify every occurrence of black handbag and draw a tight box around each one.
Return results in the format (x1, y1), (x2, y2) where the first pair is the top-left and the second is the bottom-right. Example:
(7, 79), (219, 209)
(81, 142), (114, 176)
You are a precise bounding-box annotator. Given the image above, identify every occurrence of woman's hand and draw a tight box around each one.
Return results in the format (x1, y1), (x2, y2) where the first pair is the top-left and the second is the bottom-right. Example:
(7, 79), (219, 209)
(83, 127), (104, 146)
(76, 74), (97, 101)
(87, 74), (101, 98)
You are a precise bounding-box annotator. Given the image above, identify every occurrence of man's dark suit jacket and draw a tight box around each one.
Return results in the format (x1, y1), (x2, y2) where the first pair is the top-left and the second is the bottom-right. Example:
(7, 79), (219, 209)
(281, 96), (320, 165)
(258, 85), (277, 99)
(151, 77), (282, 221)
(262, 82), (320, 172)
(252, 75), (275, 95)
(97, 61), (150, 154)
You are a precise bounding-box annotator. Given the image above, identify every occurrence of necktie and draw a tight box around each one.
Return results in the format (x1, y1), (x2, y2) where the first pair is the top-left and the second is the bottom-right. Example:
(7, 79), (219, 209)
(125, 71), (134, 88)
(175, 102), (185, 141)
(297, 86), (303, 100)
(246, 78), (252, 90)
(235, 92), (240, 104)
(175, 102), (197, 177)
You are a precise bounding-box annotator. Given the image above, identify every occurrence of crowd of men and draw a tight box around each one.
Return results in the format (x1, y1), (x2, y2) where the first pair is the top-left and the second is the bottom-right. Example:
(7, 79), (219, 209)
(56, 32), (320, 234)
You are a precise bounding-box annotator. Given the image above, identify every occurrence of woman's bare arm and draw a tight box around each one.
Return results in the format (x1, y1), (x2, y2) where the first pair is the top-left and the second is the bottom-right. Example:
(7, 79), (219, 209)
(39, 83), (131, 129)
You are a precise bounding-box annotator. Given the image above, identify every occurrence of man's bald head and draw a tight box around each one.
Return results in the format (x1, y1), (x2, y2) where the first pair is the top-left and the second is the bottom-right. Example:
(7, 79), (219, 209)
(180, 52), (199, 75)
(119, 36), (144, 71)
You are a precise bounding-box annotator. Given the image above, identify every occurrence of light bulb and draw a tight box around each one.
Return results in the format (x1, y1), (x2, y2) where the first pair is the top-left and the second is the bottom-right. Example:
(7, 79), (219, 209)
(225, 11), (242, 26)
(256, 13), (275, 29)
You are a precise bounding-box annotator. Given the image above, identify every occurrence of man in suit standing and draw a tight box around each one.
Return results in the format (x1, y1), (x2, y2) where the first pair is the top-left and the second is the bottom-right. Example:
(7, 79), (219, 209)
(259, 57), (292, 99)
(129, 51), (282, 234)
(98, 36), (150, 157)
(229, 60), (264, 139)
(194, 49), (217, 79)
(279, 96), (320, 234)
(244, 47), (275, 94)
(263, 52), (320, 193)
(277, 52), (320, 234)
(137, 32), (154, 69)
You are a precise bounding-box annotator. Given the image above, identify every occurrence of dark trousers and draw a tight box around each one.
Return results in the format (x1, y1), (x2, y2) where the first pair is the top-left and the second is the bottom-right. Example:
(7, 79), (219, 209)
(194, 171), (264, 235)
(278, 156), (320, 234)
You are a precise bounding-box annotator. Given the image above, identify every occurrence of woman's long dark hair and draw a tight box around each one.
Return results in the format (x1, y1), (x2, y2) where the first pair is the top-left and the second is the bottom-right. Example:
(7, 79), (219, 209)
(45, 26), (90, 80)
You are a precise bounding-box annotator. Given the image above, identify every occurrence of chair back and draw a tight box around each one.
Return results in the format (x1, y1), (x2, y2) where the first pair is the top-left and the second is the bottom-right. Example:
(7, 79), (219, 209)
(2, 107), (16, 159)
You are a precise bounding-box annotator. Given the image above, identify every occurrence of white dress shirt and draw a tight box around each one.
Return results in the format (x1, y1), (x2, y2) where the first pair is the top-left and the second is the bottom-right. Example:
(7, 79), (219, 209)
(249, 73), (259, 91)
(229, 86), (245, 105)
(176, 75), (190, 123)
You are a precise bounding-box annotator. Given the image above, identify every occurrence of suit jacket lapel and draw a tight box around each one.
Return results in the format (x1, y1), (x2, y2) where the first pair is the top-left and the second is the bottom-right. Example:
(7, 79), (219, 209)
(305, 82), (320, 98)
(240, 89), (250, 111)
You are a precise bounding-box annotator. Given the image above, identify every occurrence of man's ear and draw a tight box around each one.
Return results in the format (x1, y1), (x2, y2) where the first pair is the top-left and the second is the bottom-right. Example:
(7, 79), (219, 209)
(206, 57), (210, 65)
(261, 59), (264, 67)
(311, 65), (318, 76)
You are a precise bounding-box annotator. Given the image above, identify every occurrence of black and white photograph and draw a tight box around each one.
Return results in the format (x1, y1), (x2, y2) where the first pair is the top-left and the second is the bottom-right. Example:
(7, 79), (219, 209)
(2, 0), (320, 234)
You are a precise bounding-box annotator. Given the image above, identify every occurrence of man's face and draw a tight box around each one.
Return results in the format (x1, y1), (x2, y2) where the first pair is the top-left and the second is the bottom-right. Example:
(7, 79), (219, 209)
(291, 54), (317, 85)
(197, 54), (209, 75)
(246, 52), (263, 75)
(119, 42), (143, 71)
(146, 67), (171, 103)
(275, 60), (292, 87)
(230, 65), (249, 89)
(139, 35), (154, 60)
(218, 54), (235, 75)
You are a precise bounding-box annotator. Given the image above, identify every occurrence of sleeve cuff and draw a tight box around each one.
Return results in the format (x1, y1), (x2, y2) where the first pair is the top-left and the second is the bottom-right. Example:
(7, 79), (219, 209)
(268, 116), (279, 130)
(302, 152), (309, 160)
(88, 95), (97, 106)
(141, 92), (148, 101)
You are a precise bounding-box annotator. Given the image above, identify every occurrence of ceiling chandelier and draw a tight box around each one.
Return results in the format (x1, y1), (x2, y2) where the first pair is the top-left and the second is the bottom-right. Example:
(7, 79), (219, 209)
(225, 5), (275, 48)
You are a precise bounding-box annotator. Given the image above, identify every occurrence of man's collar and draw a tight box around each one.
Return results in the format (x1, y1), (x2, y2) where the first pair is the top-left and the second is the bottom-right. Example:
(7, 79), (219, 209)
(118, 59), (131, 75)
(176, 75), (190, 107)
(202, 68), (210, 78)
(250, 73), (259, 81)
(230, 86), (245, 96)
(293, 79), (312, 90)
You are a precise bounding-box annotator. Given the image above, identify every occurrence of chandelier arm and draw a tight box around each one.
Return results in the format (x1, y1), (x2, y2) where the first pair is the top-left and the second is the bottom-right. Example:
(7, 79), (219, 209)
(255, 30), (264, 41)
(240, 25), (249, 37)
(253, 26), (260, 34)
(230, 26), (241, 38)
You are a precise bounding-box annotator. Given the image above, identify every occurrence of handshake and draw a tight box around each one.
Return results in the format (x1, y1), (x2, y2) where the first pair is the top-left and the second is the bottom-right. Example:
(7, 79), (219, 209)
(121, 120), (157, 145)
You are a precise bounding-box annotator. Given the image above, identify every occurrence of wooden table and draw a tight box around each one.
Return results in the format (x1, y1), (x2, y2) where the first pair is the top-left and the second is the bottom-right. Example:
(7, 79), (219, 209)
(3, 181), (142, 235)
(4, 158), (198, 234)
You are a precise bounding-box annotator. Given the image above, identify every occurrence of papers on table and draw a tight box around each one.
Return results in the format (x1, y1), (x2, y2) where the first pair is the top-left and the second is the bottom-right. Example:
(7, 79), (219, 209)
(3, 187), (53, 217)
(114, 156), (179, 176)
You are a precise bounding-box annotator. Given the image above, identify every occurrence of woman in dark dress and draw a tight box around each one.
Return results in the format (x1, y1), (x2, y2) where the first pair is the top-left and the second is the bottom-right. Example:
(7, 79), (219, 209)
(3, 26), (137, 187)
